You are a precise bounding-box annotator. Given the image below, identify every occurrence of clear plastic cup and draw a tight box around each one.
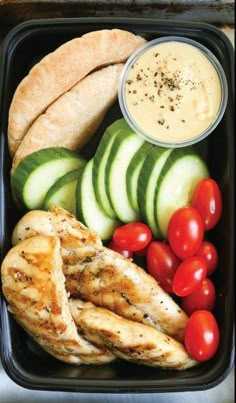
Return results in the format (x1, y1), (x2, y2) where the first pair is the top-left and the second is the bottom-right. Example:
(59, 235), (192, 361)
(118, 36), (228, 148)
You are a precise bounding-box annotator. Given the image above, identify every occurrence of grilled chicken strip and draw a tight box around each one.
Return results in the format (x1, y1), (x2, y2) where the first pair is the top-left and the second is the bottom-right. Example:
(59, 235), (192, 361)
(12, 206), (102, 252)
(65, 247), (188, 342)
(69, 299), (197, 370)
(12, 207), (188, 342)
(1, 235), (115, 365)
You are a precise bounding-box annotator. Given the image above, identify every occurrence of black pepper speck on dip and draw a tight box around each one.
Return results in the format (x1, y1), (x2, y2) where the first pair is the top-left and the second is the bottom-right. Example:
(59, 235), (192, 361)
(124, 41), (221, 144)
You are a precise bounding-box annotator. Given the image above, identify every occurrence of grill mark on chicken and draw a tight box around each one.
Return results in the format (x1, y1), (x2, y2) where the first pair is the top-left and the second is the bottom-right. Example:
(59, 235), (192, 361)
(15, 315), (110, 361)
(11, 207), (188, 342)
(69, 299), (197, 370)
(1, 236), (115, 365)
(4, 209), (197, 369)
(65, 249), (182, 336)
(64, 256), (159, 326)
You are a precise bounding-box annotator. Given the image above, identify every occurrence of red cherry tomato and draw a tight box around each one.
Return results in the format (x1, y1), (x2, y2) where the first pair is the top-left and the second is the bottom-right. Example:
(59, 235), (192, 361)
(135, 234), (156, 256)
(107, 241), (133, 259)
(167, 207), (204, 260)
(113, 222), (152, 252)
(184, 310), (220, 361)
(196, 241), (219, 275)
(147, 242), (181, 293)
(182, 278), (216, 315)
(172, 256), (207, 297)
(192, 178), (223, 230)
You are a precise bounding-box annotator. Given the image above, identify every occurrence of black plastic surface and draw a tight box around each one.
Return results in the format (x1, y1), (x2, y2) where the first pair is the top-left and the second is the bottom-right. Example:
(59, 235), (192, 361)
(0, 17), (235, 393)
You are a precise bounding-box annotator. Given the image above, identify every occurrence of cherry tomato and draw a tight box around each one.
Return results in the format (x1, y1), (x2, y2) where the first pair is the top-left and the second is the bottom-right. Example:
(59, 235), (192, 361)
(182, 278), (216, 315)
(184, 310), (220, 361)
(167, 207), (204, 259)
(107, 241), (133, 259)
(192, 178), (223, 230)
(135, 234), (156, 256)
(147, 242), (181, 293)
(172, 256), (207, 297)
(196, 241), (219, 275)
(113, 222), (152, 252)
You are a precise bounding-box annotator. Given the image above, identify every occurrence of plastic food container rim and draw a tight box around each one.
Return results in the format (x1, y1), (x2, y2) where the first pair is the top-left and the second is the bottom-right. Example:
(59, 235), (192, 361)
(0, 17), (235, 393)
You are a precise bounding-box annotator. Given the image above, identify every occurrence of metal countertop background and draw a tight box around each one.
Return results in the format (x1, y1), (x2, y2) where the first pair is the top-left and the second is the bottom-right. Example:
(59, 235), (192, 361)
(0, 360), (234, 402)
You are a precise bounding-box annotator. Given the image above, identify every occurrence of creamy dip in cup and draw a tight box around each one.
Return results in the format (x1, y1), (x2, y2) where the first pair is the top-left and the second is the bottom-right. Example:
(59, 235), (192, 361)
(119, 37), (228, 147)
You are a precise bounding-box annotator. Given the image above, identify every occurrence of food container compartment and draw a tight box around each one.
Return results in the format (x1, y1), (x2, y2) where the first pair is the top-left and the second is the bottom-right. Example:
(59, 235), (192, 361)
(0, 18), (234, 392)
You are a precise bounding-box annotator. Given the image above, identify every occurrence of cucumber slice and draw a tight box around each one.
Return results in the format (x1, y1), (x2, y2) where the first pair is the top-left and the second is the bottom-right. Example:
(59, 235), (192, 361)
(105, 130), (144, 223)
(43, 168), (84, 215)
(77, 160), (120, 241)
(93, 118), (130, 218)
(138, 147), (173, 238)
(11, 147), (85, 210)
(126, 142), (154, 212)
(155, 149), (209, 238)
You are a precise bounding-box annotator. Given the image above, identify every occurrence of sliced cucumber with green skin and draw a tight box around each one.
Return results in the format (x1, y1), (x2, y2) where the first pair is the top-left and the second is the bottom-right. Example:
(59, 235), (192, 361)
(11, 147), (85, 210)
(155, 148), (209, 238)
(77, 160), (120, 241)
(138, 147), (173, 238)
(126, 142), (154, 212)
(105, 129), (144, 223)
(43, 168), (85, 215)
(93, 118), (131, 218)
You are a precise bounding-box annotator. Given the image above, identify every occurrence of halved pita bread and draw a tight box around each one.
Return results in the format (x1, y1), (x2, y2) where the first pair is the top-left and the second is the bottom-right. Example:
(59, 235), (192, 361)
(12, 64), (124, 170)
(8, 29), (145, 156)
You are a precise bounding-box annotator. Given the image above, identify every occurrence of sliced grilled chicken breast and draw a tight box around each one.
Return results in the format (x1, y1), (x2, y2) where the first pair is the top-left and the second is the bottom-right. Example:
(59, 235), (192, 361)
(12, 206), (103, 254)
(12, 207), (188, 342)
(69, 299), (197, 370)
(1, 235), (115, 365)
(65, 247), (188, 342)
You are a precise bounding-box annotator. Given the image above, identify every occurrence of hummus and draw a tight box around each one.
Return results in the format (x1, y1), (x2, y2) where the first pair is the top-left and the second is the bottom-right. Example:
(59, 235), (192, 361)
(125, 41), (222, 144)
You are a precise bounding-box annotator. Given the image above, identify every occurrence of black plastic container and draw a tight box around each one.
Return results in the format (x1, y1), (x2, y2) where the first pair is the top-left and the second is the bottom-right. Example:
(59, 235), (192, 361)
(0, 18), (234, 393)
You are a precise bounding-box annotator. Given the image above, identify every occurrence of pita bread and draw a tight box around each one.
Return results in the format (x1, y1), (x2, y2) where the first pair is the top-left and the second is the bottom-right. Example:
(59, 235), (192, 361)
(12, 64), (123, 171)
(8, 29), (145, 156)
